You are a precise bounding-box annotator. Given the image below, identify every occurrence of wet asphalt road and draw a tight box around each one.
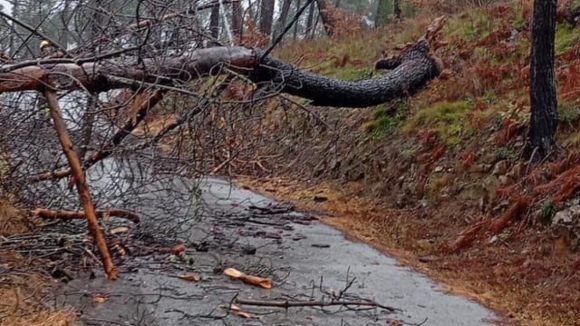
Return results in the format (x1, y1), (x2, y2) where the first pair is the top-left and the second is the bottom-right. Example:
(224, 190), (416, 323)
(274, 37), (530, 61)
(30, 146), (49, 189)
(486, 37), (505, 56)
(61, 176), (501, 326)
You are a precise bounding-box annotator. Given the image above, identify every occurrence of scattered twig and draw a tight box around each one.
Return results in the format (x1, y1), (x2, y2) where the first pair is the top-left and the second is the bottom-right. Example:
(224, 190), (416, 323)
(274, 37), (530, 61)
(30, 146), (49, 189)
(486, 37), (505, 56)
(234, 298), (398, 313)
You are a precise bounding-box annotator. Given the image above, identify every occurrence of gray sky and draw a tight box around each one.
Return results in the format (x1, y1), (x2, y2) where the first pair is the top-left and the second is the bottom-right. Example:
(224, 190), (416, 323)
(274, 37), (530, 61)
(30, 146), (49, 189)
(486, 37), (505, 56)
(0, 0), (11, 13)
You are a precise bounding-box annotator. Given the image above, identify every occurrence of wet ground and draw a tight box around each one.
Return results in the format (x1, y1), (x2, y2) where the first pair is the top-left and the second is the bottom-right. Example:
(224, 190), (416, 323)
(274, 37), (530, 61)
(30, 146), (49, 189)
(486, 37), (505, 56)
(58, 176), (501, 326)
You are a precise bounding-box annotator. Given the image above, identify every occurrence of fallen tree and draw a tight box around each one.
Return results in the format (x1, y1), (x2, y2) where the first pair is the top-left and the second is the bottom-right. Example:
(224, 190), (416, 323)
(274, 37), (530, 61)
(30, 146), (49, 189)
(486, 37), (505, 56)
(0, 17), (446, 108)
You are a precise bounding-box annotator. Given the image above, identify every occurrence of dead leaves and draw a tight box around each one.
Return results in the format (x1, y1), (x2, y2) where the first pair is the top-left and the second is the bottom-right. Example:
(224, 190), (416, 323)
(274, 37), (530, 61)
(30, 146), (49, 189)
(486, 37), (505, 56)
(109, 226), (130, 235)
(177, 274), (200, 282)
(223, 268), (272, 289)
(172, 244), (186, 257)
(92, 293), (109, 304)
(221, 304), (252, 319)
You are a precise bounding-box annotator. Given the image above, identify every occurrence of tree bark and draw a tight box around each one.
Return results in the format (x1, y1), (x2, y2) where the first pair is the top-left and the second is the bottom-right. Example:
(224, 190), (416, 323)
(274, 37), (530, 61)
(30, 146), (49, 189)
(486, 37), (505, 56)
(294, 0), (302, 40)
(232, 0), (243, 37)
(259, 0), (275, 39)
(210, 4), (220, 41)
(305, 1), (315, 38)
(275, 0), (293, 39)
(394, 0), (402, 20)
(529, 0), (558, 161)
(315, 0), (336, 36)
(375, 0), (392, 28)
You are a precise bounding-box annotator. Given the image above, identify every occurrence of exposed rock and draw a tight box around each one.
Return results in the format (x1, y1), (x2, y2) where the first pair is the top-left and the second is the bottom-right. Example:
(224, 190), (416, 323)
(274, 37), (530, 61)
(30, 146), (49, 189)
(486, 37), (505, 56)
(329, 158), (341, 171)
(552, 205), (580, 226)
(458, 183), (487, 200)
(483, 175), (500, 199)
(551, 205), (580, 252)
(498, 175), (513, 186)
(492, 160), (509, 176)
(468, 163), (492, 174)
(506, 162), (526, 179)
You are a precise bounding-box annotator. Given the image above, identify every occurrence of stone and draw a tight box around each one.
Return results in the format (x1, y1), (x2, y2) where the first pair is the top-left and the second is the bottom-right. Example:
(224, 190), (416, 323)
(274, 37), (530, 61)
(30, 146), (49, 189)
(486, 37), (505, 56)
(498, 175), (513, 186)
(468, 164), (491, 174)
(551, 205), (580, 226)
(492, 160), (509, 176)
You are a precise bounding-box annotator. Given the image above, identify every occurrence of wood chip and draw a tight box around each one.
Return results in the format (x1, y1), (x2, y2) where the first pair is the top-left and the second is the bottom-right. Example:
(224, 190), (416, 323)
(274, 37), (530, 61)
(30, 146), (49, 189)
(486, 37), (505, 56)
(177, 274), (200, 282)
(224, 268), (272, 289)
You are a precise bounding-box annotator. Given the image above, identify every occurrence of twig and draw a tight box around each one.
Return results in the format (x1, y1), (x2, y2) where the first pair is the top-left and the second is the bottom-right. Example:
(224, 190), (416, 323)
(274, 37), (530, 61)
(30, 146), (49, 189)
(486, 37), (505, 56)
(234, 298), (399, 312)
(84, 248), (103, 266)
(0, 11), (68, 56)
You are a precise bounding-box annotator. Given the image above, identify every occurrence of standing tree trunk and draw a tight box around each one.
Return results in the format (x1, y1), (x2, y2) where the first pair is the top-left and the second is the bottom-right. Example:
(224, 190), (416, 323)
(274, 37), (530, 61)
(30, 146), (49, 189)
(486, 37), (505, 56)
(209, 4), (220, 43)
(232, 0), (243, 38)
(375, 0), (392, 28)
(259, 0), (275, 39)
(394, 0), (402, 20)
(274, 0), (293, 39)
(528, 0), (558, 161)
(315, 0), (336, 37)
(294, 0), (302, 40)
(305, 1), (315, 38)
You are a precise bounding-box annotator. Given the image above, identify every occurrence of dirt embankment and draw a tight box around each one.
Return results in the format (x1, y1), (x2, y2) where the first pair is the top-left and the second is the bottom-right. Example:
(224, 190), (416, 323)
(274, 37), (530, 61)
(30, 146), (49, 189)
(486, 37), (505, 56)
(0, 200), (74, 326)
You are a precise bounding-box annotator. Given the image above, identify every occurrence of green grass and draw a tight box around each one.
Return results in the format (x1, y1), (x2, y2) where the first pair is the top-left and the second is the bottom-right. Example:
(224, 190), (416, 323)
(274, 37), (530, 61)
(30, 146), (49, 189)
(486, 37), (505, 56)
(556, 24), (580, 55)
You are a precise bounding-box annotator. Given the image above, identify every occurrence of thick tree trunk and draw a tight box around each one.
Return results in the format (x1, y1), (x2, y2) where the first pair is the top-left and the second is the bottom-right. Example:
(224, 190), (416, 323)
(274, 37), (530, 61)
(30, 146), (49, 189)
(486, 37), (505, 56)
(259, 0), (275, 38)
(0, 42), (441, 108)
(0, 18), (446, 108)
(315, 0), (336, 36)
(529, 0), (558, 160)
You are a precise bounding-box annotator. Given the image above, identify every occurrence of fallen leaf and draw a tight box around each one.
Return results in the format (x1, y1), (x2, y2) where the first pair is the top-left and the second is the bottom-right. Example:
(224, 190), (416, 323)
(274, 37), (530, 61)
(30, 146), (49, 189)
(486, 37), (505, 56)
(172, 244), (186, 257)
(93, 294), (108, 304)
(110, 226), (130, 235)
(112, 244), (127, 257)
(221, 304), (252, 319)
(177, 274), (200, 282)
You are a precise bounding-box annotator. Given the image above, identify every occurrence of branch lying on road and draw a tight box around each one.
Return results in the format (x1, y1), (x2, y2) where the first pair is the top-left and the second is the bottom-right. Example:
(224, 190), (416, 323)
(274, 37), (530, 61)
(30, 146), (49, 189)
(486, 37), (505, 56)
(32, 208), (141, 224)
(234, 298), (399, 313)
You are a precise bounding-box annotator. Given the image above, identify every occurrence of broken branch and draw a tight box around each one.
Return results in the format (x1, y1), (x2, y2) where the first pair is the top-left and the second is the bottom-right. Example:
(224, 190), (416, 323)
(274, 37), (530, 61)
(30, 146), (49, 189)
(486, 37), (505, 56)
(44, 90), (117, 280)
(32, 208), (140, 224)
(234, 298), (398, 312)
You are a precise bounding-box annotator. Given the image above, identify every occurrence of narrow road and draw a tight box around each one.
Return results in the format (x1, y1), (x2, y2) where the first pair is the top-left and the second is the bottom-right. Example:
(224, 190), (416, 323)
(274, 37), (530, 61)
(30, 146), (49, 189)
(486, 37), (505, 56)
(62, 176), (500, 326)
